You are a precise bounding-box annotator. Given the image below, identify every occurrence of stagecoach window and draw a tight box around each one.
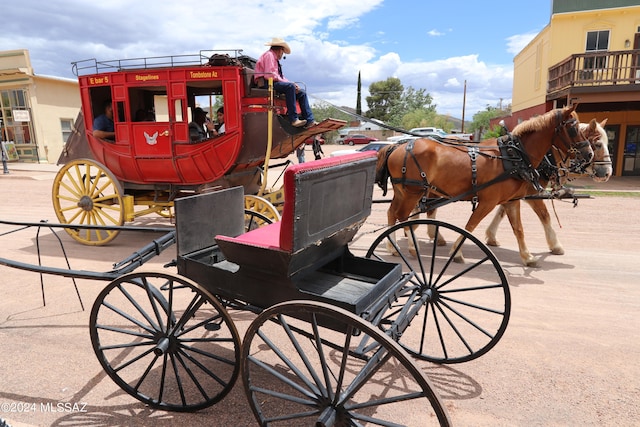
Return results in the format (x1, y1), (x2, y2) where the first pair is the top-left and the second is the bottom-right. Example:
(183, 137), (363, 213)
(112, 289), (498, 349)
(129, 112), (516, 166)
(187, 81), (223, 124)
(88, 87), (112, 121)
(128, 86), (167, 122)
(153, 95), (169, 122)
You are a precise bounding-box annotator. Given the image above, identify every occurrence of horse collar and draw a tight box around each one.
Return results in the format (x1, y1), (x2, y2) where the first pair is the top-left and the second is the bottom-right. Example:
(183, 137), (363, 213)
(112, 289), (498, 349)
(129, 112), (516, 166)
(498, 134), (543, 192)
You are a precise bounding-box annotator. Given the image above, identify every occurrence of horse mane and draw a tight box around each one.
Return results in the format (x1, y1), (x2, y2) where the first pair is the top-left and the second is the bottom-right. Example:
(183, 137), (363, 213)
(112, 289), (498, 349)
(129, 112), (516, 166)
(374, 144), (395, 196)
(511, 107), (579, 137)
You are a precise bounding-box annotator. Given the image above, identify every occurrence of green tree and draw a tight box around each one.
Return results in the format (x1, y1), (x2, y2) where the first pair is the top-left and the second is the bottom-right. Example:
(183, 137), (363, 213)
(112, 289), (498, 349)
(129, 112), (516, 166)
(470, 103), (511, 138)
(400, 109), (438, 130)
(365, 77), (439, 128)
(482, 124), (506, 139)
(310, 101), (352, 143)
(311, 101), (351, 122)
(365, 77), (404, 122)
(390, 86), (437, 127)
(401, 87), (436, 112)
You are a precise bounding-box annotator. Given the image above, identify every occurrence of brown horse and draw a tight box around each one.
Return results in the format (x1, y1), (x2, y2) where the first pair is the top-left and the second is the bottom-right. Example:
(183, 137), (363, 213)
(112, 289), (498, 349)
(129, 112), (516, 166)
(482, 118), (612, 264)
(375, 105), (594, 263)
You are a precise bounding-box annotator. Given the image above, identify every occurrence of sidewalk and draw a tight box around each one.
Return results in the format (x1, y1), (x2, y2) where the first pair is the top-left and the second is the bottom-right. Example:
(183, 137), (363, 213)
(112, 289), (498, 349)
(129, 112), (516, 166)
(0, 162), (60, 181)
(567, 175), (640, 192)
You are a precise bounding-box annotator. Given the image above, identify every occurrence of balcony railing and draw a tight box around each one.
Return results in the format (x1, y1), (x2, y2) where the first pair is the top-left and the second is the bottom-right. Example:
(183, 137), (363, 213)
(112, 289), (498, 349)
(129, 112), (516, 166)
(548, 49), (640, 94)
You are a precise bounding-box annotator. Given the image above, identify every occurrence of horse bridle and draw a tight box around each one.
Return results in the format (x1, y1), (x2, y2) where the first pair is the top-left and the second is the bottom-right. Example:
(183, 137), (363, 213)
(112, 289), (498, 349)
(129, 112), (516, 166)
(585, 129), (613, 173)
(551, 113), (593, 173)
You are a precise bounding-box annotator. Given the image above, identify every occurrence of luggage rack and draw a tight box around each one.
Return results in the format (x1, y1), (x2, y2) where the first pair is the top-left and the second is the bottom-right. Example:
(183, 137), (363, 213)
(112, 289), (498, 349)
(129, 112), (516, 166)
(71, 49), (245, 75)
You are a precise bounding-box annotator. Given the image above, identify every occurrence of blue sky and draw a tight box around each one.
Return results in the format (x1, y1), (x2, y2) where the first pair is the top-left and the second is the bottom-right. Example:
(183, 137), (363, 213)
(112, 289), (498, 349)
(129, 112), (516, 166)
(354, 1), (550, 63)
(1, 0), (551, 119)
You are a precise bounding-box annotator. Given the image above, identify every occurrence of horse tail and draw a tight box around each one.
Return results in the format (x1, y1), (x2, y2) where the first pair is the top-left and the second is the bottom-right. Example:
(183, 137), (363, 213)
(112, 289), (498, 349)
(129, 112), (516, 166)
(375, 144), (397, 197)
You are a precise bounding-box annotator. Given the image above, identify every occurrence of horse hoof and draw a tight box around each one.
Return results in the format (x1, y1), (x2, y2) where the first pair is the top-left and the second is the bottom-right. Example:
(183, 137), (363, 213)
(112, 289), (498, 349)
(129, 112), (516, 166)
(386, 243), (399, 257)
(550, 247), (565, 255)
(485, 237), (500, 247)
(436, 239), (447, 247)
(452, 254), (465, 264)
(524, 257), (540, 267)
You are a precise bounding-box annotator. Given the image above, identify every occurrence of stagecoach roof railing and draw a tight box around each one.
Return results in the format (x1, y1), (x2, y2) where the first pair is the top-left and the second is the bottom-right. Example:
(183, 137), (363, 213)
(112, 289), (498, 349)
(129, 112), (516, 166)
(71, 49), (245, 76)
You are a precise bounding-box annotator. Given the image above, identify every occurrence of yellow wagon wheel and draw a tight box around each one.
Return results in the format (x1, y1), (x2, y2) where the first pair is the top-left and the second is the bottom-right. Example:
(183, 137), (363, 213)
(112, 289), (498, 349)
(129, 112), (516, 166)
(155, 206), (174, 219)
(244, 195), (280, 230)
(52, 159), (125, 245)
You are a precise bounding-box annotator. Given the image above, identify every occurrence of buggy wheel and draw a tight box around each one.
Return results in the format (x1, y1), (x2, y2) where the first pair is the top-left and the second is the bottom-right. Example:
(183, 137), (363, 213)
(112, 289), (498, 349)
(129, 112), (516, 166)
(260, 187), (285, 215)
(155, 206), (174, 218)
(244, 195), (281, 226)
(244, 209), (273, 231)
(242, 300), (451, 426)
(90, 271), (241, 411)
(366, 219), (510, 364)
(52, 159), (124, 245)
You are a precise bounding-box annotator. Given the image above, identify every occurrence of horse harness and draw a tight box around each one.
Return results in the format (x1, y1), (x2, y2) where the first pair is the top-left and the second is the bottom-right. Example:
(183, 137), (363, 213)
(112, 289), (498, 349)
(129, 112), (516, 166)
(387, 117), (589, 212)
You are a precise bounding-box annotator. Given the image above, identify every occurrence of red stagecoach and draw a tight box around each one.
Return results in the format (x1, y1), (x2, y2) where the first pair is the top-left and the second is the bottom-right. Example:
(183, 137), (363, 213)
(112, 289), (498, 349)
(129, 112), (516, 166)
(56, 51), (344, 245)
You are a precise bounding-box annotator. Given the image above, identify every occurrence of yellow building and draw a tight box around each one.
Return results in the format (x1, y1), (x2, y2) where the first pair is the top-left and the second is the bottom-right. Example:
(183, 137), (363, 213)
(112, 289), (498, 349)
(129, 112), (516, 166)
(508, 0), (640, 176)
(0, 49), (80, 163)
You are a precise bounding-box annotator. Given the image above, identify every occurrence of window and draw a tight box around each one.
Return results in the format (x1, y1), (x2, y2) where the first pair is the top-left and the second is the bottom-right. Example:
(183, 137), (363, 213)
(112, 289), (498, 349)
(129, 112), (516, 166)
(129, 86), (166, 122)
(61, 119), (74, 143)
(0, 89), (35, 145)
(584, 30), (609, 70)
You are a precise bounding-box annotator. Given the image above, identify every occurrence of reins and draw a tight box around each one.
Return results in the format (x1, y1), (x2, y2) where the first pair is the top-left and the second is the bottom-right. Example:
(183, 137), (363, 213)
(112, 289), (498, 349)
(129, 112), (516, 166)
(389, 136), (537, 212)
(383, 110), (593, 214)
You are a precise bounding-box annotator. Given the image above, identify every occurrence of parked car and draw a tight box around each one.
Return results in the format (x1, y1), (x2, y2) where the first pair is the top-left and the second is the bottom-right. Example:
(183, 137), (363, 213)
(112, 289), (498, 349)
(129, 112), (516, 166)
(341, 134), (378, 145)
(409, 127), (447, 137)
(330, 140), (393, 157)
(409, 127), (473, 141)
(304, 135), (325, 145)
(389, 136), (420, 144)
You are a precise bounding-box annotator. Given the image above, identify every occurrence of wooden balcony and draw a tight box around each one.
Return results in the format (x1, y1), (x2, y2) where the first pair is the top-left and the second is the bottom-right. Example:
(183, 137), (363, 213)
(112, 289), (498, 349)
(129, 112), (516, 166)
(547, 50), (640, 101)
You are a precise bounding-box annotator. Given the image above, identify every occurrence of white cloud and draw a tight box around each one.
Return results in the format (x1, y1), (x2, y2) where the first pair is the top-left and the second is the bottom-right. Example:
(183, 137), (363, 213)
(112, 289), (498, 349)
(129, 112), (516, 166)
(506, 32), (538, 55)
(0, 0), (518, 119)
(445, 78), (461, 88)
(301, 51), (513, 119)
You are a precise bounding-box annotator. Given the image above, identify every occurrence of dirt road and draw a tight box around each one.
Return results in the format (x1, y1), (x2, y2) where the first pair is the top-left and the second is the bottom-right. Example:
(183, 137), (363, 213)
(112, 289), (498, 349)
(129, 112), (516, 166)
(0, 154), (639, 426)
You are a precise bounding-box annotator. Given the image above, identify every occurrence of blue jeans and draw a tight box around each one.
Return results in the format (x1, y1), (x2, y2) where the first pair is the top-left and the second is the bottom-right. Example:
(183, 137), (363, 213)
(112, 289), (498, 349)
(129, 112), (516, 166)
(272, 81), (314, 123)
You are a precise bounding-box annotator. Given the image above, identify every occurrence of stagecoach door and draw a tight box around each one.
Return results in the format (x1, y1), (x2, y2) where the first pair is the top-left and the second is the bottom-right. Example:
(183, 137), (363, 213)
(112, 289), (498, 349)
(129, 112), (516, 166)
(128, 84), (174, 158)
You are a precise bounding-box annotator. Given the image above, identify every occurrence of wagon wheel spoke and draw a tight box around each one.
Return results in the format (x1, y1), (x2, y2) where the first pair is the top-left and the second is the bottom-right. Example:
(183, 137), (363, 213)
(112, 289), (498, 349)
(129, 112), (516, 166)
(366, 219), (511, 363)
(243, 209), (274, 232)
(52, 159), (124, 245)
(244, 195), (280, 231)
(242, 300), (451, 426)
(90, 271), (241, 411)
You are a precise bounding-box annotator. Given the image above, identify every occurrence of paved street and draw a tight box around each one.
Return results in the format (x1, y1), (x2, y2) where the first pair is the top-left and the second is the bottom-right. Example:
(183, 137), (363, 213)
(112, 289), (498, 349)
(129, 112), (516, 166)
(0, 154), (639, 426)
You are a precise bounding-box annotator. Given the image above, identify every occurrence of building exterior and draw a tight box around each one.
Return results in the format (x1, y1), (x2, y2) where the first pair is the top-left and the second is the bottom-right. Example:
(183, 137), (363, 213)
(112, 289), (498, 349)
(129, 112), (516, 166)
(503, 0), (640, 176)
(0, 49), (80, 163)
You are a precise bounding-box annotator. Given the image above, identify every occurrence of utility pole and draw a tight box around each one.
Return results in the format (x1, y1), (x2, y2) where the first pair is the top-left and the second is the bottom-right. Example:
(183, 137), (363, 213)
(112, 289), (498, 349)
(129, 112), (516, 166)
(461, 80), (467, 132)
(356, 71), (362, 116)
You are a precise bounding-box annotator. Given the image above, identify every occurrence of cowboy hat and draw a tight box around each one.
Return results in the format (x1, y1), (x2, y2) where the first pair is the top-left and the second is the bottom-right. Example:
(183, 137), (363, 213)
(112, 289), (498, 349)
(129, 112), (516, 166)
(265, 37), (291, 54)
